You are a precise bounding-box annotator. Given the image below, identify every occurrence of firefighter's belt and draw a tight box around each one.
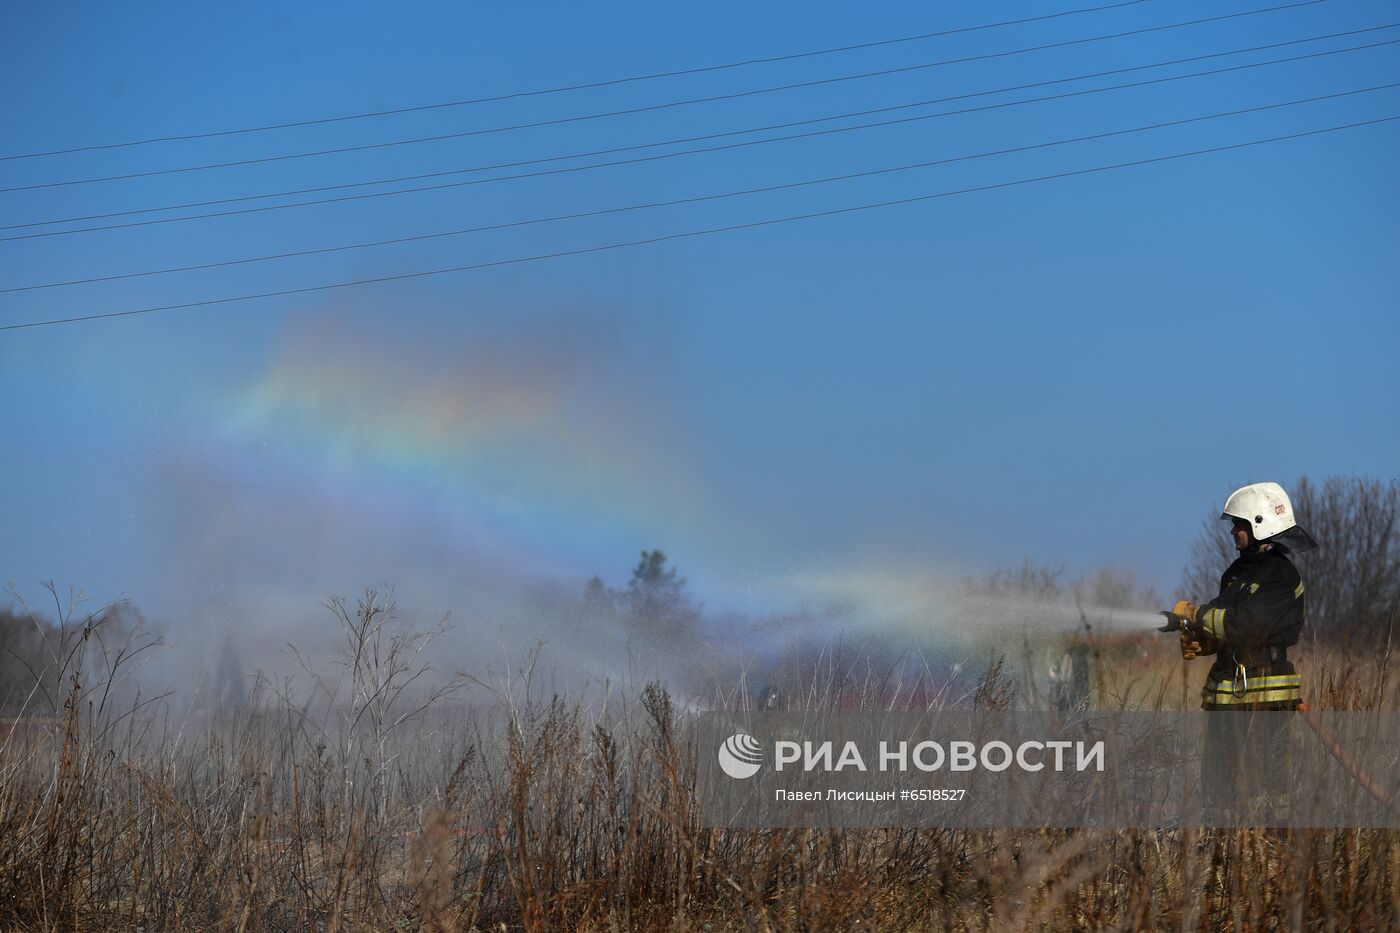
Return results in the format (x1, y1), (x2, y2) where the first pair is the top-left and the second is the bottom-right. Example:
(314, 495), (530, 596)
(1202, 673), (1302, 706)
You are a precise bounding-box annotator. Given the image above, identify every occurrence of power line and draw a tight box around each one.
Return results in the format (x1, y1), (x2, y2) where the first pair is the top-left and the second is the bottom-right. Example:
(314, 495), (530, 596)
(5, 82), (1394, 295)
(6, 30), (1394, 243)
(1, 0), (1323, 193)
(13, 22), (1390, 236)
(5, 112), (1394, 333)
(0, 1), (1154, 162)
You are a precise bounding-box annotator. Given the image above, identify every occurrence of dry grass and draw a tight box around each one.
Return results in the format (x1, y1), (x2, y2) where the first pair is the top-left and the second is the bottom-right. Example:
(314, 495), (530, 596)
(1, 600), (1398, 931)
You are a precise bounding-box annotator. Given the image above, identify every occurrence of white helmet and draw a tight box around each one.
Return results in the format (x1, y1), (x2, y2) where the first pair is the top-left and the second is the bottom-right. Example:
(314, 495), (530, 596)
(1221, 482), (1317, 551)
(1222, 482), (1295, 540)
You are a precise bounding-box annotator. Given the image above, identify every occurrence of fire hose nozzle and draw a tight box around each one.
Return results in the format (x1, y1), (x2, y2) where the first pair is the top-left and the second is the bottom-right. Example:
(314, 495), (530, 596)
(1158, 611), (1199, 658)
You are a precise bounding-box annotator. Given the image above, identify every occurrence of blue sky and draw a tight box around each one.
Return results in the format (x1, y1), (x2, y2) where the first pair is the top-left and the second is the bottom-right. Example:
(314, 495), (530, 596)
(1, 0), (1397, 635)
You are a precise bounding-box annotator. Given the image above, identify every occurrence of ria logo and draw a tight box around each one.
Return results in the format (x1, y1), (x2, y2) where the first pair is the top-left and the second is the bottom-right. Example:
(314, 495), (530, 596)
(717, 732), (764, 779)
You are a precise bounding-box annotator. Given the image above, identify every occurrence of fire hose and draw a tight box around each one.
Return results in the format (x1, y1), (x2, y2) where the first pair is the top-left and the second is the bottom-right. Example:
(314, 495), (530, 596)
(1294, 701), (1394, 809)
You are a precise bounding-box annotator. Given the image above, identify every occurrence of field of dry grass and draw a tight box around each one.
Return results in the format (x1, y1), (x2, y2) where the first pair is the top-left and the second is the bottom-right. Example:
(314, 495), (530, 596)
(2, 596), (1398, 931)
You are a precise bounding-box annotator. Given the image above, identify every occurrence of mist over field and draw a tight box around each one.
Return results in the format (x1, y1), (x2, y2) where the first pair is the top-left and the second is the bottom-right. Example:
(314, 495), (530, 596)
(0, 303), (1164, 711)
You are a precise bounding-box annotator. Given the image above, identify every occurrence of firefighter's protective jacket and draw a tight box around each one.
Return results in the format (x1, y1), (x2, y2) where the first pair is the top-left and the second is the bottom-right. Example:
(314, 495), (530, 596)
(1195, 544), (1305, 709)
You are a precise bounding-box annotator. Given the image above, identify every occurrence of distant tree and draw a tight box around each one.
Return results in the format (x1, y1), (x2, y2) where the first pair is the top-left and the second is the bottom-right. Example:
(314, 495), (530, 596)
(1181, 476), (1400, 647)
(626, 550), (698, 643)
(213, 632), (247, 708)
(964, 558), (1065, 602)
(1182, 509), (1240, 607)
(582, 575), (611, 611)
(1, 585), (158, 716)
(1078, 566), (1160, 612)
(0, 606), (56, 715)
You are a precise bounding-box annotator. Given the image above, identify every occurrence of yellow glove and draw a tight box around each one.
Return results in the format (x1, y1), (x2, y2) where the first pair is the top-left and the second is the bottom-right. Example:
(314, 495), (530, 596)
(1171, 600), (1200, 624)
(1168, 600), (1203, 658)
(1179, 630), (1202, 660)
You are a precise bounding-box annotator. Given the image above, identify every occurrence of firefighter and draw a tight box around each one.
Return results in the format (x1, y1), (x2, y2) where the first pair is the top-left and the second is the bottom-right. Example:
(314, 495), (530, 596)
(1164, 481), (1317, 823)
